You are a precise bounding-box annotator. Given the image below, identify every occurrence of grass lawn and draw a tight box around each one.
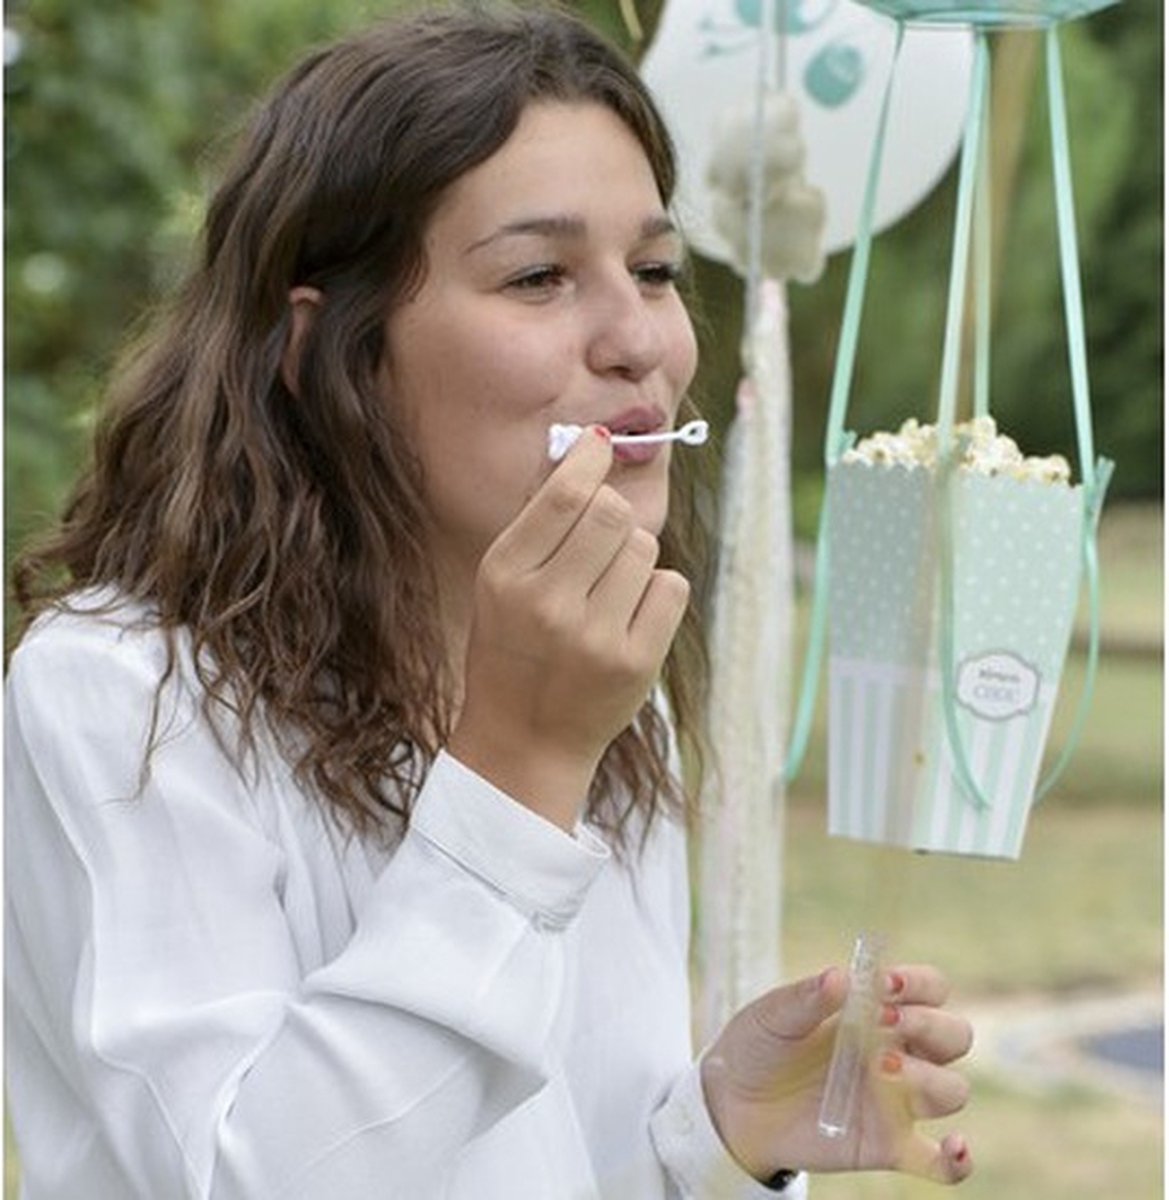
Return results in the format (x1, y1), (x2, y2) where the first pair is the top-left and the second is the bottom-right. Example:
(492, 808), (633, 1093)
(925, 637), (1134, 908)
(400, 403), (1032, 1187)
(801, 1077), (1162, 1200)
(782, 802), (1162, 1001)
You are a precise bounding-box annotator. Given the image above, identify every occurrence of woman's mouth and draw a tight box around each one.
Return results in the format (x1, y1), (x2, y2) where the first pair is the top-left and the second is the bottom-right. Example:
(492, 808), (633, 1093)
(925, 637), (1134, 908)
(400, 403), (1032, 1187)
(546, 413), (708, 464)
(602, 406), (667, 440)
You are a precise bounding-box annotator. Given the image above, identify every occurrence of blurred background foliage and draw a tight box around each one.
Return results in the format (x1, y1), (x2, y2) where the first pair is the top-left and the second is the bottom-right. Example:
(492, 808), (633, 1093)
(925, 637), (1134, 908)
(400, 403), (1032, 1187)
(4, 0), (1161, 570)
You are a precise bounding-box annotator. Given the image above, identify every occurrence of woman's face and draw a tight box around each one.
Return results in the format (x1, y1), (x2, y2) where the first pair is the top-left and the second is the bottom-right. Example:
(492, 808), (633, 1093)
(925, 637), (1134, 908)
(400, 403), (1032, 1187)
(380, 101), (698, 584)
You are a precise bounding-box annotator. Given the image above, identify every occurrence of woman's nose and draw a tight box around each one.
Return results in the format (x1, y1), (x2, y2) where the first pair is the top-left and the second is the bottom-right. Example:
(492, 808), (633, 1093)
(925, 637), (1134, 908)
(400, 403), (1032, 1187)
(584, 279), (666, 381)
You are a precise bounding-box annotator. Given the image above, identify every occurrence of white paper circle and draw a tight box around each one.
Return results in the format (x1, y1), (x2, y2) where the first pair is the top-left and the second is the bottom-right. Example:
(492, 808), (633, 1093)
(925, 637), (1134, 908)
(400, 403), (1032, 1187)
(641, 0), (974, 259)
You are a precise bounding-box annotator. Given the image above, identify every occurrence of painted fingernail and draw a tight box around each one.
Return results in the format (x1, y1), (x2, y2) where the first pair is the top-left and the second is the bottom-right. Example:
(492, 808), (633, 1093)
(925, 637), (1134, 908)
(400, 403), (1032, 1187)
(887, 971), (906, 996)
(593, 425), (611, 441)
(880, 1051), (903, 1076)
(880, 1003), (901, 1027)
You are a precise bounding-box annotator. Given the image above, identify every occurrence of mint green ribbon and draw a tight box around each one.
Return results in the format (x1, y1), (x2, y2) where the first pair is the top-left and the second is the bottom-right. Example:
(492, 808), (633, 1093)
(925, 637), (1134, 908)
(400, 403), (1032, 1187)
(1031, 27), (1114, 800)
(782, 24), (906, 783)
(783, 25), (1112, 810)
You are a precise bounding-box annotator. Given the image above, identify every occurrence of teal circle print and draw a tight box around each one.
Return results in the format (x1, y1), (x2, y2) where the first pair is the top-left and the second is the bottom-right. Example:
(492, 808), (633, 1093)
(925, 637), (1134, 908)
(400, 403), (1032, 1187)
(805, 41), (866, 107)
(733, 0), (839, 34)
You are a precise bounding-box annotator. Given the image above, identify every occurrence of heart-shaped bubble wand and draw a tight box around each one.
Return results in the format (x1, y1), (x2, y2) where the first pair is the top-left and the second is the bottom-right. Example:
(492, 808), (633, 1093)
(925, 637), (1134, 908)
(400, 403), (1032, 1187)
(547, 418), (710, 462)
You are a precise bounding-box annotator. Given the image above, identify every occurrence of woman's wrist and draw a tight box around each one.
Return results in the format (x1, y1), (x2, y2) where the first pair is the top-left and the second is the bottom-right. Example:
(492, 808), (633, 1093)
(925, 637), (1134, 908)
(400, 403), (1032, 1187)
(700, 1051), (803, 1191)
(700, 1051), (785, 1182)
(446, 721), (597, 833)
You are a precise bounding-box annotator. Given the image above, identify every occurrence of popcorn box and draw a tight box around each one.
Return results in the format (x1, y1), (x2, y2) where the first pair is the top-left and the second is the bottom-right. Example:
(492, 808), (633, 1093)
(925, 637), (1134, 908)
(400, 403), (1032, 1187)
(826, 457), (1085, 858)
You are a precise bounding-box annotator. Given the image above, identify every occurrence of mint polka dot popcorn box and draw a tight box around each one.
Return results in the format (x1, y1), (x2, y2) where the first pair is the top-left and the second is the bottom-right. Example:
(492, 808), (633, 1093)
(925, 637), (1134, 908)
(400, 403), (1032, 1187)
(782, 11), (1116, 858)
(825, 420), (1099, 858)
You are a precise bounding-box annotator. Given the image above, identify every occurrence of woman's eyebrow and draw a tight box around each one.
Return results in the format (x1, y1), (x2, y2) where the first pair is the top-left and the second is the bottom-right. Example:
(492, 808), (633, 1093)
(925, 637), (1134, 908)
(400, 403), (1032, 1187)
(465, 215), (586, 255)
(465, 213), (677, 255)
(639, 214), (678, 241)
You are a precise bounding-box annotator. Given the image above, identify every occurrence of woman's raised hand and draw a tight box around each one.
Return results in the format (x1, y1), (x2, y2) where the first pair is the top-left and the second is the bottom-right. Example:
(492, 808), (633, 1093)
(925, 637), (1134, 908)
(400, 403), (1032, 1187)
(449, 427), (690, 830)
(700, 964), (975, 1185)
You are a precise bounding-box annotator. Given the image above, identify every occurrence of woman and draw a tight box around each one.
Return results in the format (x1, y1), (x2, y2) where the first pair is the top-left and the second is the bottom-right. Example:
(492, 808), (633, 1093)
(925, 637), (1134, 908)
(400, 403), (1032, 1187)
(5, 5), (974, 1197)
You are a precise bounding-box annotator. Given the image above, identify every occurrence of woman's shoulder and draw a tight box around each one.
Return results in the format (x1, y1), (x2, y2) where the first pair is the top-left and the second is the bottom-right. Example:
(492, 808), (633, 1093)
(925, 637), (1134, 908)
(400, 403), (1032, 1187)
(9, 586), (174, 690)
(6, 586), (295, 847)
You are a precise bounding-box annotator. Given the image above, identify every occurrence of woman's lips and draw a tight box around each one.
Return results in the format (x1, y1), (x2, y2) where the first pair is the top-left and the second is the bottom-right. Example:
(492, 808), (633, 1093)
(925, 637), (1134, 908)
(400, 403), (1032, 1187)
(602, 405), (668, 464)
(602, 405), (666, 437)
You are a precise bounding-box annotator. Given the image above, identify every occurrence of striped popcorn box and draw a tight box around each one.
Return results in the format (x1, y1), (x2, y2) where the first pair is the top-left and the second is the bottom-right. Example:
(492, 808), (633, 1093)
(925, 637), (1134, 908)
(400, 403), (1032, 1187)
(826, 459), (1084, 858)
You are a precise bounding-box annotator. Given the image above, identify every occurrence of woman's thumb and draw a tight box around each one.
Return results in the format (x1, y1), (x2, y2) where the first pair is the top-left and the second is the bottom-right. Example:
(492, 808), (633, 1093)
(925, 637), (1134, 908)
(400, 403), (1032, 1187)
(752, 966), (849, 1041)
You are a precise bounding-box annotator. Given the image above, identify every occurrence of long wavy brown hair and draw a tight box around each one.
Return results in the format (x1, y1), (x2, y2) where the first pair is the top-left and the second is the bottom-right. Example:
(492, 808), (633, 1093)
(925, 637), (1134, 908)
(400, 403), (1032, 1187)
(13, 2), (713, 848)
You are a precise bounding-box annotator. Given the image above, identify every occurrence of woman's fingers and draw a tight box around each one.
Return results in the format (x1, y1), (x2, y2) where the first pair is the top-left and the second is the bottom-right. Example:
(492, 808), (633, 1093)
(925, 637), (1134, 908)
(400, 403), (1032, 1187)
(489, 425), (614, 572)
(883, 964), (952, 1008)
(487, 423), (689, 654)
(490, 431), (660, 615)
(627, 567), (690, 665)
(895, 1129), (974, 1185)
(587, 526), (659, 621)
(871, 1053), (972, 1185)
(885, 1003), (974, 1066)
(939, 1132), (975, 1182)
(879, 1050), (971, 1121)
(882, 964), (972, 1069)
(550, 484), (638, 594)
(871, 968), (973, 1185)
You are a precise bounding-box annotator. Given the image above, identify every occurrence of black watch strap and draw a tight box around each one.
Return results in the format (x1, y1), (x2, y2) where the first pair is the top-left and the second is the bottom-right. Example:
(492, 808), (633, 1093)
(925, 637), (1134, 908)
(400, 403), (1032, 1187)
(764, 1168), (799, 1191)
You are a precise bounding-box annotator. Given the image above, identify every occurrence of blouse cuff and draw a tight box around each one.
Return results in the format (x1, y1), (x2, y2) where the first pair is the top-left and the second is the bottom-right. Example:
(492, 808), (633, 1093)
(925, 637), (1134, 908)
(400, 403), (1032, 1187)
(650, 1060), (808, 1199)
(411, 750), (610, 931)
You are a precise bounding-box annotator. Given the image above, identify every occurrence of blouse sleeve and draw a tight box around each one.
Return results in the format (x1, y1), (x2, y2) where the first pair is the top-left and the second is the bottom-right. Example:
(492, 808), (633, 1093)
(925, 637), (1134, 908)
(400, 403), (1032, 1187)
(4, 613), (608, 1199)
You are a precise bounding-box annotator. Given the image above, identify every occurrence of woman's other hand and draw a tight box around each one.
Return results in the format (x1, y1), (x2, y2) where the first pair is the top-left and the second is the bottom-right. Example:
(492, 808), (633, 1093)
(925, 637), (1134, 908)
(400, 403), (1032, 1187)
(449, 427), (689, 830)
(701, 963), (975, 1185)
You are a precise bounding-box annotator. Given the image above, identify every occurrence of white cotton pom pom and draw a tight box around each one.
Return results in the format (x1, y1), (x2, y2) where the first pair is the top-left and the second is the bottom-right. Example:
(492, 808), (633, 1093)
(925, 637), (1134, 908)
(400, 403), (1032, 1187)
(706, 92), (827, 284)
(547, 423), (585, 462)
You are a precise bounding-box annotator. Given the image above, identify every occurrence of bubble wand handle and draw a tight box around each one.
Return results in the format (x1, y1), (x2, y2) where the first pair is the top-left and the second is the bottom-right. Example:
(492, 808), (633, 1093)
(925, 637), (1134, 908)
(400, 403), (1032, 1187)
(547, 419), (709, 461)
(818, 931), (886, 1140)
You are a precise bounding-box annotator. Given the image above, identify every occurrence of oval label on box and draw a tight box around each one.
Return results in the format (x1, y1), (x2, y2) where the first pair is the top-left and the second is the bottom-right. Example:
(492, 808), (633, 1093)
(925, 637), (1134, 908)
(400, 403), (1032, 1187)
(956, 651), (1040, 721)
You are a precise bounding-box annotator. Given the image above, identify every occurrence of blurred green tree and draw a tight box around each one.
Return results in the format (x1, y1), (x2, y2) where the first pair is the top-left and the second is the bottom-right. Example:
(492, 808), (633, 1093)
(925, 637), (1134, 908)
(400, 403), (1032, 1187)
(4, 0), (378, 579)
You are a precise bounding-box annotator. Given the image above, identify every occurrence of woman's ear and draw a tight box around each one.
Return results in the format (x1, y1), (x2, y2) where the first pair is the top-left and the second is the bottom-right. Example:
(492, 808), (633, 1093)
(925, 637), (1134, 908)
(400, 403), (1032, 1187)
(281, 285), (323, 396)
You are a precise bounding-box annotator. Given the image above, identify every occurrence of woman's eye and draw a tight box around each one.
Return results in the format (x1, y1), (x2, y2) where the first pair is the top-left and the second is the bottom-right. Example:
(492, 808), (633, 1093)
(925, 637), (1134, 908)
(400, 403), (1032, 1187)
(633, 260), (683, 289)
(505, 265), (567, 295)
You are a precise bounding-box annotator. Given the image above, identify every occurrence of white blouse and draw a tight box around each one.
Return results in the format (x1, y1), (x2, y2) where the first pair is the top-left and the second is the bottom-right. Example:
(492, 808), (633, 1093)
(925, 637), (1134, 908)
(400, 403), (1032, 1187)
(5, 595), (806, 1200)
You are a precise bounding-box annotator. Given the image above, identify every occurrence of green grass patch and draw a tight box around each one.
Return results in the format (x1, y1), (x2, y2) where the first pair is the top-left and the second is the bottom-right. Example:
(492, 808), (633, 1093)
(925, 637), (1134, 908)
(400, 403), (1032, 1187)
(781, 803), (1162, 996)
(804, 1077), (1162, 1200)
